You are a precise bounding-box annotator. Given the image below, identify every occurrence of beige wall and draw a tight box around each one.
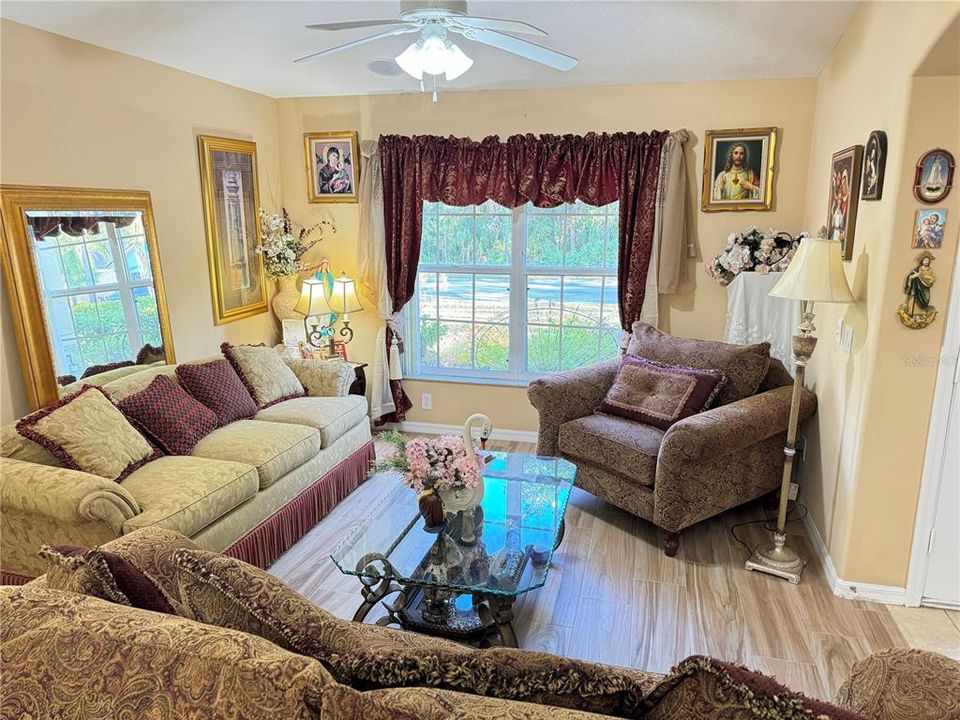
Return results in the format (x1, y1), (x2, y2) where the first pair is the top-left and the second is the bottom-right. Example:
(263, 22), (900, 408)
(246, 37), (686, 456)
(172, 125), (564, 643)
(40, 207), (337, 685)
(799, 2), (959, 586)
(276, 80), (817, 430)
(0, 20), (283, 423)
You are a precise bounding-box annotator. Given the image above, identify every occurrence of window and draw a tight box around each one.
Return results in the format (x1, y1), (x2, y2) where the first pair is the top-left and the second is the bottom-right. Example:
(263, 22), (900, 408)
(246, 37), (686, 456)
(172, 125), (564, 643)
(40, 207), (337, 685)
(29, 214), (160, 378)
(409, 200), (621, 382)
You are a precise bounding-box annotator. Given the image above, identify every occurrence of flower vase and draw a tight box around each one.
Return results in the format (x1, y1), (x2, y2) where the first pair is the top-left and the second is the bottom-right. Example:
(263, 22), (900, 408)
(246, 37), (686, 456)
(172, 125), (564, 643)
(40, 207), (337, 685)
(271, 275), (300, 322)
(438, 479), (484, 544)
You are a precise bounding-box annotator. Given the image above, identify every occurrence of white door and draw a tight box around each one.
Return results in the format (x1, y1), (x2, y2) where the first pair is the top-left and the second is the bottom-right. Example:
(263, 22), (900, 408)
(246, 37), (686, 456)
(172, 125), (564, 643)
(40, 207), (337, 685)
(923, 359), (960, 605)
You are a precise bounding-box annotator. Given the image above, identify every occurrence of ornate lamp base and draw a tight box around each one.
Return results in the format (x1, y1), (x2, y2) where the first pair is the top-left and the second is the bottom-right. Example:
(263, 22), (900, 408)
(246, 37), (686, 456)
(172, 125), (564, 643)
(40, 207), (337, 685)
(745, 531), (806, 584)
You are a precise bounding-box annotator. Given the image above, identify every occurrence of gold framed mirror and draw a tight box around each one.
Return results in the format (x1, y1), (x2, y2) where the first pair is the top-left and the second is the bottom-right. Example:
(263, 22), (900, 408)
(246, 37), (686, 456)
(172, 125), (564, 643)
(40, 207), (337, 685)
(0, 186), (175, 410)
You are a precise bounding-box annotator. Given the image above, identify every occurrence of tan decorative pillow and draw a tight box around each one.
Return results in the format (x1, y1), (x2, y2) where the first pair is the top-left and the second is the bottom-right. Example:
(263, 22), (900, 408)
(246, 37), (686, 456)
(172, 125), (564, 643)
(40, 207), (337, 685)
(16, 385), (159, 481)
(626, 322), (770, 405)
(222, 342), (305, 408)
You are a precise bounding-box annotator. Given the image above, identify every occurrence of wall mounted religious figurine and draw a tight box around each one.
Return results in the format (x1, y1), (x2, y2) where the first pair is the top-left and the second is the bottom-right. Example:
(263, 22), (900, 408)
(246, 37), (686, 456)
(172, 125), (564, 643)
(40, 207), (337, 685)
(701, 127), (778, 212)
(897, 251), (937, 329)
(912, 209), (947, 249)
(827, 145), (863, 261)
(914, 148), (954, 204)
(304, 131), (360, 203)
(861, 130), (887, 201)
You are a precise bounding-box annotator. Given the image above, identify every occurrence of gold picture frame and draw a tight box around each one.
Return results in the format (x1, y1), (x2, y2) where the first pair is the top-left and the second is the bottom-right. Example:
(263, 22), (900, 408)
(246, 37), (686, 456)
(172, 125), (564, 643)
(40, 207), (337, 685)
(197, 135), (267, 324)
(701, 127), (778, 212)
(0, 185), (176, 410)
(304, 131), (360, 204)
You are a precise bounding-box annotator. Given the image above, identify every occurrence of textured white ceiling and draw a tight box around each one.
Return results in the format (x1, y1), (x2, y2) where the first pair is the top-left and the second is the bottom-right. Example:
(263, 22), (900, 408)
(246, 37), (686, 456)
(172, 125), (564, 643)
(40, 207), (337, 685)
(1, 0), (861, 98)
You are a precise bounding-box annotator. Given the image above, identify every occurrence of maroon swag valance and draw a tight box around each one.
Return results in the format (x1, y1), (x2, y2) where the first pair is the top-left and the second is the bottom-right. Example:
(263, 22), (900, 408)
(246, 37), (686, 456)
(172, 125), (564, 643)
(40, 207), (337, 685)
(377, 131), (669, 422)
(28, 215), (137, 240)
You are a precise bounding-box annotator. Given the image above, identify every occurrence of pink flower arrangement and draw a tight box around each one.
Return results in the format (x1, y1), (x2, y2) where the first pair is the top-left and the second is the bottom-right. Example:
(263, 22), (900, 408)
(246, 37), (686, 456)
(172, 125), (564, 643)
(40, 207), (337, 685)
(372, 431), (484, 493)
(707, 227), (805, 286)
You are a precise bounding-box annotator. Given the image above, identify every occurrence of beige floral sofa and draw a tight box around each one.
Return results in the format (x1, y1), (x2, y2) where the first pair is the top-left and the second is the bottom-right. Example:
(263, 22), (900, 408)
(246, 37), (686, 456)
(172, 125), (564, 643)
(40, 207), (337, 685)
(0, 355), (373, 583)
(2, 528), (957, 720)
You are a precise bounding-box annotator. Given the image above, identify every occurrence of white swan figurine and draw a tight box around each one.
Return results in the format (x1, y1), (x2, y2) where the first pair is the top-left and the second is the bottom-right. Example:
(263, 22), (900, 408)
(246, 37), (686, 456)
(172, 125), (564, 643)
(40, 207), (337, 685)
(462, 413), (493, 465)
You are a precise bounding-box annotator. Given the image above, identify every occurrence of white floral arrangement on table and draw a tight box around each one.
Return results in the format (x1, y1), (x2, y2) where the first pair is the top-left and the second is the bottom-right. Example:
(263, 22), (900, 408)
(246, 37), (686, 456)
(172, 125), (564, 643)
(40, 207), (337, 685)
(256, 208), (332, 278)
(707, 226), (806, 286)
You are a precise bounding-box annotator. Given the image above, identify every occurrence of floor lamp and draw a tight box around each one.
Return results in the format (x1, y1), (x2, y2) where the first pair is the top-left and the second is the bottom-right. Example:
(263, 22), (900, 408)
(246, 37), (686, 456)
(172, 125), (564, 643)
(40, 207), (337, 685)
(745, 234), (854, 583)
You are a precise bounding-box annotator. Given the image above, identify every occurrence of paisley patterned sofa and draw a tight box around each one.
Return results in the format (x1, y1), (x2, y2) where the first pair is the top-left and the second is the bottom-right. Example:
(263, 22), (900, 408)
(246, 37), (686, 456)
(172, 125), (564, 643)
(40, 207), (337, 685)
(1, 528), (957, 720)
(0, 355), (372, 583)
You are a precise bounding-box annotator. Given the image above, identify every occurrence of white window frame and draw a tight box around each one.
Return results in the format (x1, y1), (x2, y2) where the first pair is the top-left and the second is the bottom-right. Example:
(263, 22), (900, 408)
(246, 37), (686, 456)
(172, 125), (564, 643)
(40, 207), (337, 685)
(405, 201), (619, 385)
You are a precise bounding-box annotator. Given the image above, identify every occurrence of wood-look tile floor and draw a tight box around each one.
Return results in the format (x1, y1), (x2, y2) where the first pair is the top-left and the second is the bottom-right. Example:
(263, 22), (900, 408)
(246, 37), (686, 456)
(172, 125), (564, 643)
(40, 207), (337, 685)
(270, 436), (960, 701)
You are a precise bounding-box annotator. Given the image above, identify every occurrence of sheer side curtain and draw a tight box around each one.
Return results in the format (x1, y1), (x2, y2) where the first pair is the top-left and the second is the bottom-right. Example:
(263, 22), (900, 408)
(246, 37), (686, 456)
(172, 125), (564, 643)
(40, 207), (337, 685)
(358, 131), (690, 423)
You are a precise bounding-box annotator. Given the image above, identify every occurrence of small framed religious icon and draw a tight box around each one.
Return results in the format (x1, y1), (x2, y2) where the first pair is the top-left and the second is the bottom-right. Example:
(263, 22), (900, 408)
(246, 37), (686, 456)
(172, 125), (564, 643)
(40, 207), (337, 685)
(914, 148), (955, 204)
(861, 130), (887, 201)
(912, 209), (947, 249)
(826, 145), (864, 261)
(701, 127), (778, 212)
(304, 131), (360, 203)
(897, 251), (937, 329)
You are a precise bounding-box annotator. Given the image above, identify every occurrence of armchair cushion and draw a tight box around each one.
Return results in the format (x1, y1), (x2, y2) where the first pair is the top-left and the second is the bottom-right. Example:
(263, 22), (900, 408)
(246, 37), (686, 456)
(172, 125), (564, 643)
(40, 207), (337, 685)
(599, 355), (725, 430)
(559, 414), (662, 487)
(16, 385), (160, 482)
(626, 322), (770, 405)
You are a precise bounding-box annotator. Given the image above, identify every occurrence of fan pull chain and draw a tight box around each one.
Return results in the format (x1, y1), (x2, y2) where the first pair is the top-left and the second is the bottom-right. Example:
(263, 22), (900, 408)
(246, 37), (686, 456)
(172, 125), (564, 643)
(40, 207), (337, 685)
(432, 74), (438, 103)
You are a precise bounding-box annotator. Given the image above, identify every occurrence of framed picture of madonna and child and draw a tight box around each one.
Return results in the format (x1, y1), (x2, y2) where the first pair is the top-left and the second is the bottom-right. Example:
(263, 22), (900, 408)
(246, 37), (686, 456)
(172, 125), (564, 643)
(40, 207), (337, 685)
(701, 127), (778, 212)
(304, 131), (360, 204)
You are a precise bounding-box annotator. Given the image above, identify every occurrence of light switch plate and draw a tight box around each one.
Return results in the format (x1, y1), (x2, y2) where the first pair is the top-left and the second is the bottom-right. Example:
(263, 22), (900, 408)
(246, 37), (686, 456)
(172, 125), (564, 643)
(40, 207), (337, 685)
(421, 393), (432, 410)
(835, 318), (844, 345)
(842, 324), (853, 353)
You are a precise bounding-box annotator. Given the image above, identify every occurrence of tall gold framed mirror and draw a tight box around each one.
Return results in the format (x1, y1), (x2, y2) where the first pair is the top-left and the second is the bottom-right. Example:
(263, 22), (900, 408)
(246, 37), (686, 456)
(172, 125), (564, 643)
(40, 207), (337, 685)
(0, 186), (175, 410)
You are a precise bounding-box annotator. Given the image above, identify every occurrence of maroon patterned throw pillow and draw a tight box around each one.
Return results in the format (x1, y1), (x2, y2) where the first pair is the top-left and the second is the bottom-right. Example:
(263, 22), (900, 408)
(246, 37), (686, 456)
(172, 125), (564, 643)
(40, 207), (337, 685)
(175, 358), (257, 426)
(118, 375), (218, 455)
(599, 355), (726, 431)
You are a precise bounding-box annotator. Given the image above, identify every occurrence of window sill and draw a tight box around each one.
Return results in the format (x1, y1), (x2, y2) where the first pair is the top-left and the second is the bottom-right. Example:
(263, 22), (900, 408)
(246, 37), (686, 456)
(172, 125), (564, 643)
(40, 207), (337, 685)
(404, 374), (531, 389)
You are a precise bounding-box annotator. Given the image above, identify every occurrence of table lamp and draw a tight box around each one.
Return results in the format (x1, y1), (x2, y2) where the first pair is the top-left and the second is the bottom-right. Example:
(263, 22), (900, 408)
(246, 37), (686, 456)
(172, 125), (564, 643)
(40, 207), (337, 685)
(745, 232), (854, 583)
(295, 278), (334, 350)
(327, 273), (364, 347)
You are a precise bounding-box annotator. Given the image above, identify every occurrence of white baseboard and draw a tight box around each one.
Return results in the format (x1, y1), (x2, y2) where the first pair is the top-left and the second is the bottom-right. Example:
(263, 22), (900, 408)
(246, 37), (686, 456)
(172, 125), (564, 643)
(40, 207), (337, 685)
(383, 421), (539, 445)
(802, 511), (907, 606)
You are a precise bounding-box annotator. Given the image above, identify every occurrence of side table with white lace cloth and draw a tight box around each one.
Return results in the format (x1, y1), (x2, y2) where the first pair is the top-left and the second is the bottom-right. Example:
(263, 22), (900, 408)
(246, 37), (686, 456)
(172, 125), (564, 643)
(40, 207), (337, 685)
(723, 272), (801, 372)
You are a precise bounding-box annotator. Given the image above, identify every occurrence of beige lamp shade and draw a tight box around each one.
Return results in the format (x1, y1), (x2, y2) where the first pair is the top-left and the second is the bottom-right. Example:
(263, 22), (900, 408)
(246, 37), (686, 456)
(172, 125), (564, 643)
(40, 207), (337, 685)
(328, 273), (364, 316)
(769, 236), (855, 303)
(294, 278), (333, 317)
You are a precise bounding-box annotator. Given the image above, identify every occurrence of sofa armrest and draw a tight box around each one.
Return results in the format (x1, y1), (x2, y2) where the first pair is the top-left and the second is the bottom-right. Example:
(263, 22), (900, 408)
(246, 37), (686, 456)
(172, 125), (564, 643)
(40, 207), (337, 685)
(284, 358), (354, 397)
(0, 457), (140, 533)
(834, 649), (960, 720)
(526, 358), (620, 456)
(652, 385), (816, 532)
(659, 384), (816, 465)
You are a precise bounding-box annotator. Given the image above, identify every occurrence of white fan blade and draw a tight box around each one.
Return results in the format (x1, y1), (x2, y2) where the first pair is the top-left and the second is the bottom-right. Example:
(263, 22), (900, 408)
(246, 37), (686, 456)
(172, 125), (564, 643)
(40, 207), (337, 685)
(306, 20), (408, 31)
(294, 27), (418, 63)
(458, 28), (578, 71)
(451, 16), (547, 36)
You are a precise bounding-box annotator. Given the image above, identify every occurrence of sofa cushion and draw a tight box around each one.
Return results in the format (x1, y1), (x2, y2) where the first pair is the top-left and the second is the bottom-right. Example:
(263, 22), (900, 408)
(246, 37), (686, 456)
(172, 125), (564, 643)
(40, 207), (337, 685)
(0, 421), (63, 466)
(119, 375), (219, 455)
(192, 419), (320, 490)
(599, 355), (726, 430)
(38, 543), (179, 614)
(326, 685), (616, 720)
(255, 396), (367, 448)
(176, 358), (258, 426)
(627, 322), (770, 405)
(643, 655), (862, 720)
(100, 363), (178, 401)
(0, 585), (331, 720)
(222, 342), (305, 409)
(171, 548), (660, 715)
(120, 455), (258, 537)
(559, 413), (662, 487)
(833, 649), (960, 720)
(16, 385), (160, 482)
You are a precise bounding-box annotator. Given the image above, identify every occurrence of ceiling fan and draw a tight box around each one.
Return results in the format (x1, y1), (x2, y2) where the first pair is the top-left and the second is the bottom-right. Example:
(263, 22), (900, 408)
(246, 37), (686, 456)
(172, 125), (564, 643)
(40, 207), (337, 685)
(295, 0), (578, 88)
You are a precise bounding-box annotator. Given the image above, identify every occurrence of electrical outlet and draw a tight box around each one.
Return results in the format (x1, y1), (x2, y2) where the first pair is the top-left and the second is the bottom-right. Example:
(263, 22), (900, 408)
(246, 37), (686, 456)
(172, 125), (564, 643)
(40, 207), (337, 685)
(421, 393), (432, 411)
(789, 482), (799, 501)
(842, 324), (854, 353)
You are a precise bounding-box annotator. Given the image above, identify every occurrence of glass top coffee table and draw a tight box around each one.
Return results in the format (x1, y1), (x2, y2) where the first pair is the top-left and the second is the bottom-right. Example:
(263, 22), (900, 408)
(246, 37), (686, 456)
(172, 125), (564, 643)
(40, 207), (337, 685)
(332, 451), (576, 647)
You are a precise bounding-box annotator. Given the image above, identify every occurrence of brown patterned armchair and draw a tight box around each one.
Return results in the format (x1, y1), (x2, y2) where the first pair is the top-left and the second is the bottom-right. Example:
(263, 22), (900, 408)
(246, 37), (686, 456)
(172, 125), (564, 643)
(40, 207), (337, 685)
(527, 324), (817, 557)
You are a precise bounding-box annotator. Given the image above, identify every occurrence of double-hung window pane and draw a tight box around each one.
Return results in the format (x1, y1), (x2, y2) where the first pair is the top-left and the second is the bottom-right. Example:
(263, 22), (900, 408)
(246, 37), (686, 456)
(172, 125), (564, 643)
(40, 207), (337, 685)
(413, 200), (620, 381)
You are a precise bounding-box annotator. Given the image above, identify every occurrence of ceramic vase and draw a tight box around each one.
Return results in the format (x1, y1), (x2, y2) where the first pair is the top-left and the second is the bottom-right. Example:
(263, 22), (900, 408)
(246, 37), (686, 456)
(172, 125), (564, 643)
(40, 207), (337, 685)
(271, 275), (300, 322)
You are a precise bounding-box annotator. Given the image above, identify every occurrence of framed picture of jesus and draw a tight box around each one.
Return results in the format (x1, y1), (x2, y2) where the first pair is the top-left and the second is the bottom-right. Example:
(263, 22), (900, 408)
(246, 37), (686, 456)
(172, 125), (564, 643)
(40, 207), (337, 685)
(701, 127), (778, 212)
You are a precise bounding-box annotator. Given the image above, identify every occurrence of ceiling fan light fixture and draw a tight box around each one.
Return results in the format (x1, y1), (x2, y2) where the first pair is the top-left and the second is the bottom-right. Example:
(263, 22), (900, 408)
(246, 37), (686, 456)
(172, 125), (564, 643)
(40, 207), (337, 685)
(444, 43), (473, 80)
(394, 41), (425, 79)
